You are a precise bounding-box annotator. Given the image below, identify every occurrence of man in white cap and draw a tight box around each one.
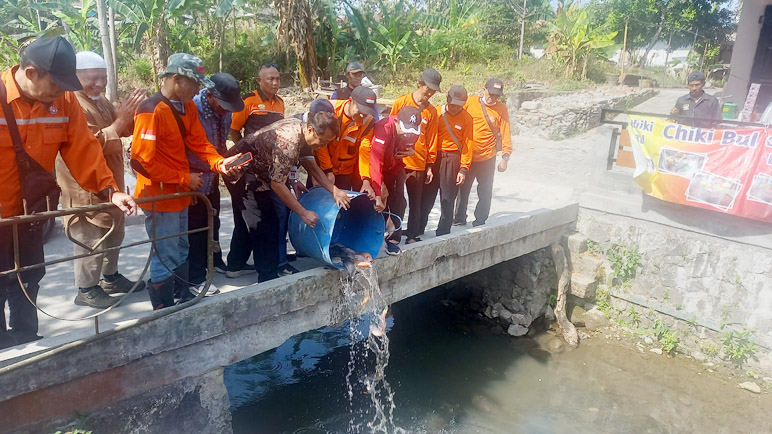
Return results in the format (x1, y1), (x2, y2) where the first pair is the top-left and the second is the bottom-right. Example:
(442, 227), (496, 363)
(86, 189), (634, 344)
(55, 51), (146, 308)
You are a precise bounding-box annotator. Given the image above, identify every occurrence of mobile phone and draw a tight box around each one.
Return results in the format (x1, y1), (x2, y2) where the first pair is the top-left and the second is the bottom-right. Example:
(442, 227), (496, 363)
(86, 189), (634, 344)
(225, 152), (253, 171)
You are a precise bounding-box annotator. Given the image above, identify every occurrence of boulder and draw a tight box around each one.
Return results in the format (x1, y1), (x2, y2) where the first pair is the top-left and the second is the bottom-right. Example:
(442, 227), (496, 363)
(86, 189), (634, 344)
(521, 100), (541, 111)
(739, 382), (761, 394)
(583, 307), (609, 331)
(507, 324), (529, 337)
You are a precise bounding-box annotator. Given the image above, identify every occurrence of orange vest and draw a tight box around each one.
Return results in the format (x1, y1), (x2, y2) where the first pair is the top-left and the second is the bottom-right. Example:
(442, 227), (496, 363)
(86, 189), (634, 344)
(314, 100), (374, 176)
(463, 96), (513, 161)
(435, 104), (474, 172)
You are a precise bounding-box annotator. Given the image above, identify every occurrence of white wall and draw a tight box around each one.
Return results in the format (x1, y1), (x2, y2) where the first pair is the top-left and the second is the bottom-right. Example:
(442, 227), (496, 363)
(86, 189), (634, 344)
(725, 0), (772, 104)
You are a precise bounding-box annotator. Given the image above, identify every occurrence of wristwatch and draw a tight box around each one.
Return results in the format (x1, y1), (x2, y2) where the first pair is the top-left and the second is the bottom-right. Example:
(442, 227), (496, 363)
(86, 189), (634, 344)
(502, 154), (510, 161)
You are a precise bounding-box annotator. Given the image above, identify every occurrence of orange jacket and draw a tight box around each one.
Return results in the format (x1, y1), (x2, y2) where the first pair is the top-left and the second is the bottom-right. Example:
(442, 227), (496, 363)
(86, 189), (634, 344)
(0, 67), (117, 218)
(315, 100), (374, 176)
(436, 105), (474, 172)
(131, 93), (224, 212)
(463, 96), (513, 161)
(230, 89), (284, 136)
(389, 93), (439, 171)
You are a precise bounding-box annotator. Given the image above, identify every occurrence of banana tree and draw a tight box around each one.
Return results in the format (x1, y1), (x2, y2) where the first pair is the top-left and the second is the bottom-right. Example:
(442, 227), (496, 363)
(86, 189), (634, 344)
(275, 0), (318, 88)
(546, 2), (617, 79)
(372, 23), (413, 75)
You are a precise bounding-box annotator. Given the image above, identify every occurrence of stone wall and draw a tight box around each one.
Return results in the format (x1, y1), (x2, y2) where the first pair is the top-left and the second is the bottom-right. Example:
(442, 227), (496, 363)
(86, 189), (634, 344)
(510, 86), (657, 140)
(570, 207), (772, 376)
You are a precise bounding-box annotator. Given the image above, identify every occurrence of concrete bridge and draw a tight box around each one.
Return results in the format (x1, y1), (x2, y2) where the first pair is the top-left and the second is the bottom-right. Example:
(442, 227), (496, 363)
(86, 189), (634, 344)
(0, 202), (577, 434)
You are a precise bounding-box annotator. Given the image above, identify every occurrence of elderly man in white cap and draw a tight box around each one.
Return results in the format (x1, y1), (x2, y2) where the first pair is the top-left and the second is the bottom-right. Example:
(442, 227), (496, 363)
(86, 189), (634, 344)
(54, 51), (146, 308)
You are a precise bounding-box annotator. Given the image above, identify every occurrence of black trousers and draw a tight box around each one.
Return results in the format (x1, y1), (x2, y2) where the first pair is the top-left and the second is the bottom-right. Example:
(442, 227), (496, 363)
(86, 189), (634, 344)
(383, 169), (406, 243)
(188, 183), (223, 285)
(403, 169), (425, 240)
(454, 157), (496, 226)
(436, 152), (461, 237)
(0, 224), (45, 341)
(242, 189), (279, 282)
(226, 177), (252, 270)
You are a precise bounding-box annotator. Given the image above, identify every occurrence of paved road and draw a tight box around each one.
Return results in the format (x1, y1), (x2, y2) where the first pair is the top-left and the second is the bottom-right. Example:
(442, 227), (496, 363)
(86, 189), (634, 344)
(1, 88), (676, 361)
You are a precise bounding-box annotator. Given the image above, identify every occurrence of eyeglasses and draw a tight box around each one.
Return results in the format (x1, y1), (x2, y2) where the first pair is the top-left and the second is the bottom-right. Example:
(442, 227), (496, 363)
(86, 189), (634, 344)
(262, 62), (280, 71)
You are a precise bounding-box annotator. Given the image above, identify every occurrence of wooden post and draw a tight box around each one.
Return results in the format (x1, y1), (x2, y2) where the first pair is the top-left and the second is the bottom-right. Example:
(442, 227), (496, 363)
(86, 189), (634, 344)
(664, 30), (673, 67)
(620, 19), (628, 82)
(518, 0), (527, 60)
(95, 0), (117, 101)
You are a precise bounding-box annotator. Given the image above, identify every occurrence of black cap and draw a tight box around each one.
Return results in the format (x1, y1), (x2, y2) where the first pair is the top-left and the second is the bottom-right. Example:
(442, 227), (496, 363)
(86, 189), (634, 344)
(351, 86), (377, 117)
(485, 78), (504, 96)
(208, 72), (244, 113)
(309, 98), (334, 114)
(447, 85), (468, 106)
(23, 36), (82, 91)
(420, 68), (442, 92)
(397, 106), (421, 137)
(346, 61), (365, 74)
(687, 70), (706, 83)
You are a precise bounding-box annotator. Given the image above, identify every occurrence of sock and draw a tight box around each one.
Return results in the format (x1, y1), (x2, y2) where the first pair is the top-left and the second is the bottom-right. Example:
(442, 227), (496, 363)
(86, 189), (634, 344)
(103, 272), (119, 282)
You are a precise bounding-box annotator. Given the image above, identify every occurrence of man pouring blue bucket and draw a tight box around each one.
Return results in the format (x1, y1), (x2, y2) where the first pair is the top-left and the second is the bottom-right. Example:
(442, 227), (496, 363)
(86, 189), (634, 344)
(225, 111), (350, 283)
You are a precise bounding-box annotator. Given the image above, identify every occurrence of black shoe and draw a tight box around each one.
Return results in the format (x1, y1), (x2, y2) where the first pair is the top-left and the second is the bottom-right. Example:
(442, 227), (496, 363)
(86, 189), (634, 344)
(472, 220), (485, 227)
(214, 260), (227, 274)
(226, 264), (257, 278)
(7, 331), (42, 346)
(101, 273), (145, 294)
(405, 237), (421, 244)
(148, 277), (175, 310)
(286, 252), (298, 262)
(75, 285), (118, 308)
(0, 333), (16, 350)
(386, 242), (401, 255)
(453, 220), (467, 226)
(174, 261), (195, 303)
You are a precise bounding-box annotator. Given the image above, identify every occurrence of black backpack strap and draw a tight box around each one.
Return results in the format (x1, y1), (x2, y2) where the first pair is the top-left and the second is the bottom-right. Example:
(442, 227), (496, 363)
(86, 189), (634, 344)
(442, 105), (466, 154)
(479, 97), (503, 152)
(157, 93), (187, 144)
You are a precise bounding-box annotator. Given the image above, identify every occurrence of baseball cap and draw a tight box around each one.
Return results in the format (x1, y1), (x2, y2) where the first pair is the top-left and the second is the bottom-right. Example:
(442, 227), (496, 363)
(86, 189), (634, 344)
(687, 70), (706, 83)
(420, 68), (442, 92)
(75, 51), (107, 70)
(208, 72), (244, 113)
(351, 86), (378, 117)
(309, 98), (334, 114)
(23, 36), (82, 91)
(397, 106), (421, 136)
(162, 53), (214, 88)
(346, 61), (365, 74)
(485, 78), (504, 96)
(447, 85), (468, 106)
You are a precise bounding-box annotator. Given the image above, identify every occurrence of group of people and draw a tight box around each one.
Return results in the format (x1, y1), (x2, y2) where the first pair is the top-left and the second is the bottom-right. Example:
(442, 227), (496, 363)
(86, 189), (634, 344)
(0, 36), (513, 349)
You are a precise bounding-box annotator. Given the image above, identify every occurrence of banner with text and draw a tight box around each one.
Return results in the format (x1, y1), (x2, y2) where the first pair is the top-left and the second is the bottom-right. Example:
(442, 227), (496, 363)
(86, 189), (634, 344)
(628, 115), (772, 222)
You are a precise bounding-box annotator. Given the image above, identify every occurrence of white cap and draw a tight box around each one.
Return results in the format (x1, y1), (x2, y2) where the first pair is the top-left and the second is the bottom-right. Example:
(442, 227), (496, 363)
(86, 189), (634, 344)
(76, 51), (107, 70)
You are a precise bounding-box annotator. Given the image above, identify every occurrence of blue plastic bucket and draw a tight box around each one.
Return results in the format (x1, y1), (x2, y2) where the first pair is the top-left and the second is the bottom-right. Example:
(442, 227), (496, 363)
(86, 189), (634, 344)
(288, 187), (385, 269)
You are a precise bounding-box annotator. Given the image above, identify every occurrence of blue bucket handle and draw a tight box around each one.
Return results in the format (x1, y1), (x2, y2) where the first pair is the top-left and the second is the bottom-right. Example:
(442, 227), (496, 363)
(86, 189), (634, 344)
(382, 211), (403, 233)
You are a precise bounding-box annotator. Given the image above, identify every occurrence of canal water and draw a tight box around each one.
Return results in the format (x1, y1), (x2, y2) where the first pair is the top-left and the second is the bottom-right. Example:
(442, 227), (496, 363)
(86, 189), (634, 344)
(225, 285), (772, 434)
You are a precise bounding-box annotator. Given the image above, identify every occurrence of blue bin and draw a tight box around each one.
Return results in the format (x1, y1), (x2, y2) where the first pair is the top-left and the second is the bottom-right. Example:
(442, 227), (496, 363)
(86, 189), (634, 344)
(288, 187), (385, 269)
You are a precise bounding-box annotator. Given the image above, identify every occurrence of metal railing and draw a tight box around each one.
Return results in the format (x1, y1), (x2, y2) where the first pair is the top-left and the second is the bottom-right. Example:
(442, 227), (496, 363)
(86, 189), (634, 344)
(0, 191), (215, 336)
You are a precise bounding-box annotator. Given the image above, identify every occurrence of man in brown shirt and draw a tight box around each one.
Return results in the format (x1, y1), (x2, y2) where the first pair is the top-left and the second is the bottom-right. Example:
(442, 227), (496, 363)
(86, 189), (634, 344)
(55, 51), (145, 308)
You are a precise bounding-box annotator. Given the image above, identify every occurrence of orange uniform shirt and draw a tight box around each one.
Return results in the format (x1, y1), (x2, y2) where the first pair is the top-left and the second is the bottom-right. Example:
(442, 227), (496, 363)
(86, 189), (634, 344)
(315, 100), (374, 176)
(131, 93), (224, 212)
(230, 89), (284, 136)
(0, 67), (117, 218)
(463, 96), (513, 162)
(436, 105), (474, 172)
(389, 93), (439, 171)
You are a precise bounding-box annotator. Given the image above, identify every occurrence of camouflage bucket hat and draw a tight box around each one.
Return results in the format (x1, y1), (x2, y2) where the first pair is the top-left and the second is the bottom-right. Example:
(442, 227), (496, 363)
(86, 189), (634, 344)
(162, 53), (214, 88)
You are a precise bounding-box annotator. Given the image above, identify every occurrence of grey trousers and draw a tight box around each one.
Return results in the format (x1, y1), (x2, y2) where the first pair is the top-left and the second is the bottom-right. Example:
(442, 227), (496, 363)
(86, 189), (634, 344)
(66, 213), (125, 288)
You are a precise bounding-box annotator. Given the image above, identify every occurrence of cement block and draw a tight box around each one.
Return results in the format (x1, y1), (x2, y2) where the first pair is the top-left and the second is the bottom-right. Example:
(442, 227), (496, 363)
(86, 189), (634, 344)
(566, 233), (588, 254)
(570, 273), (598, 299)
(571, 254), (603, 278)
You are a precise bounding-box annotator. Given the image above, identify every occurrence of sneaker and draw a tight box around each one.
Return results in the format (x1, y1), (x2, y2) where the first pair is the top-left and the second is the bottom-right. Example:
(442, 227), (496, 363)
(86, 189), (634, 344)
(453, 220), (467, 226)
(226, 265), (257, 278)
(75, 285), (118, 308)
(101, 273), (146, 294)
(278, 264), (300, 276)
(214, 262), (227, 274)
(385, 242), (401, 256)
(472, 220), (485, 227)
(188, 282), (220, 296)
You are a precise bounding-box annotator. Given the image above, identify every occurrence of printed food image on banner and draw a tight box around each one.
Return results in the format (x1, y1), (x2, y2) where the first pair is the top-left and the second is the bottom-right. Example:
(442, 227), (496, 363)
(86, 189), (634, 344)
(657, 147), (706, 178)
(685, 172), (742, 211)
(628, 114), (772, 222)
(747, 173), (772, 206)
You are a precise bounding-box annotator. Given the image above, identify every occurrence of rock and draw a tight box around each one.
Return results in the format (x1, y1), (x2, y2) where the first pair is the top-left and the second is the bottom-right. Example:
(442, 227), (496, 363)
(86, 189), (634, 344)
(570, 274), (598, 299)
(484, 305), (493, 319)
(644, 337), (653, 345)
(503, 298), (524, 313)
(566, 233), (588, 253)
(547, 337), (565, 353)
(498, 306), (514, 321)
(583, 307), (609, 331)
(578, 330), (589, 340)
(510, 313), (533, 327)
(521, 100), (541, 111)
(507, 324), (529, 337)
(515, 270), (539, 291)
(650, 348), (663, 355)
(569, 305), (587, 326)
(491, 303), (503, 318)
(544, 306), (556, 322)
(491, 325), (505, 335)
(571, 255), (603, 277)
(739, 382), (761, 394)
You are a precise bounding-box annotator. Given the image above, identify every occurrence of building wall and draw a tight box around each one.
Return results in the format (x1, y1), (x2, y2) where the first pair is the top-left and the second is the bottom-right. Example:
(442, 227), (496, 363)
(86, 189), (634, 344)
(725, 0), (772, 105)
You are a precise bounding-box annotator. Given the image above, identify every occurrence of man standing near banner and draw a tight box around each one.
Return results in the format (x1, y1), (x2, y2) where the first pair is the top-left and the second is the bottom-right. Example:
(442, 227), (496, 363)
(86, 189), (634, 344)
(670, 71), (721, 127)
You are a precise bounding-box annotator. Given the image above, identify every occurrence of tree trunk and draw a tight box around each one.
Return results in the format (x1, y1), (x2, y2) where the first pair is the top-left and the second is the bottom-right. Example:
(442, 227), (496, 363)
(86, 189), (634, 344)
(95, 0), (117, 101)
(151, 13), (170, 90)
(550, 243), (579, 348)
(638, 9), (666, 68)
(275, 0), (318, 88)
(108, 0), (117, 77)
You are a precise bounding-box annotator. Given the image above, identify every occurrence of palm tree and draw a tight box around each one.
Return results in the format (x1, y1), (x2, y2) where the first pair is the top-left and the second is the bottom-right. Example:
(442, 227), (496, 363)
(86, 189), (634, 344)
(275, 0), (318, 88)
